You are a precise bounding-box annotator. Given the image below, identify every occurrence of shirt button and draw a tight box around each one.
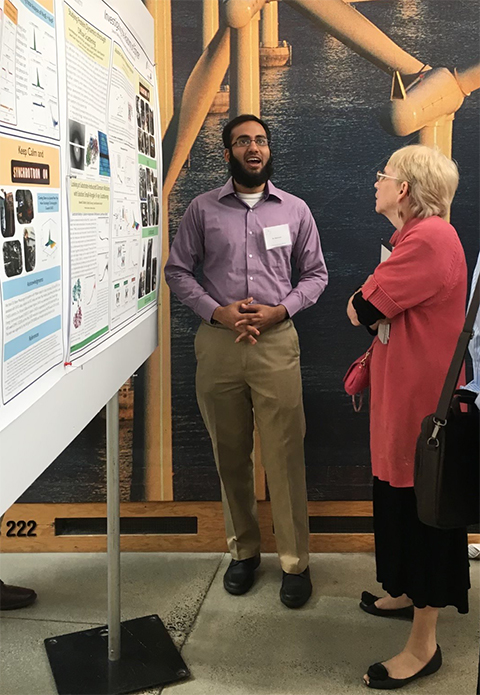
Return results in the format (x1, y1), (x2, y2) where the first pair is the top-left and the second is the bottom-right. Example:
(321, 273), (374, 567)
(249, 276), (253, 281)
(249, 231), (253, 235)
(249, 254), (253, 258)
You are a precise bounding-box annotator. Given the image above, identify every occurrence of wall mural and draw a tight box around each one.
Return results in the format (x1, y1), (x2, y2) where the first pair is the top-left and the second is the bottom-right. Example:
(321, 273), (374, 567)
(18, 0), (479, 507)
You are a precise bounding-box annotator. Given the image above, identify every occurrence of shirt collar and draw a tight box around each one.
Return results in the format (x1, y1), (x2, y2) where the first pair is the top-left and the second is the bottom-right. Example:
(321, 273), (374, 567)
(217, 177), (284, 202)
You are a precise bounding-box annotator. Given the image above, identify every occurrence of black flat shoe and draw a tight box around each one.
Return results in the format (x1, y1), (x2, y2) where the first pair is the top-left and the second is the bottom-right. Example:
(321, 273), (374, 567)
(365, 645), (442, 690)
(223, 554), (260, 595)
(360, 591), (414, 620)
(280, 567), (312, 608)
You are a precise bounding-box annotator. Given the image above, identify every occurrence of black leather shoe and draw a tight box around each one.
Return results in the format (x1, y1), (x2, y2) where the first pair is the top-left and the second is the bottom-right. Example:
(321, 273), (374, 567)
(365, 644), (442, 689)
(360, 591), (414, 620)
(0, 579), (37, 610)
(223, 554), (261, 595)
(280, 567), (312, 608)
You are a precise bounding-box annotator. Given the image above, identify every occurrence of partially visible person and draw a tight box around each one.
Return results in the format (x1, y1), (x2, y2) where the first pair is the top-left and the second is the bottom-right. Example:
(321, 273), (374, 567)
(0, 514), (37, 610)
(347, 145), (469, 689)
(463, 251), (480, 561)
(0, 580), (37, 610)
(469, 544), (480, 560)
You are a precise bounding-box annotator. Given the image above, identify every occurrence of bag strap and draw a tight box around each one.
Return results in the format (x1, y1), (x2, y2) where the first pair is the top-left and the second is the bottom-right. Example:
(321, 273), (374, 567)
(434, 272), (480, 422)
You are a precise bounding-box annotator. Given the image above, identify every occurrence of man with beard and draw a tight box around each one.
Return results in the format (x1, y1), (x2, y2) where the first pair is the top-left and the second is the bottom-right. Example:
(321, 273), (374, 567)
(165, 114), (327, 608)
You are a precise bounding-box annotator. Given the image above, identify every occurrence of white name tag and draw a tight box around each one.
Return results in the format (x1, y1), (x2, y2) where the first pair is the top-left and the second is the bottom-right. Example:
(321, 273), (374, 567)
(263, 223), (291, 250)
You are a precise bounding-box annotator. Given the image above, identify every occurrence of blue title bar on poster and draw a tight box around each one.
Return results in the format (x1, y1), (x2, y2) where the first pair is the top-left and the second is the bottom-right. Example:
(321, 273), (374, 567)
(2, 266), (61, 300)
(20, 0), (55, 27)
(4, 315), (61, 361)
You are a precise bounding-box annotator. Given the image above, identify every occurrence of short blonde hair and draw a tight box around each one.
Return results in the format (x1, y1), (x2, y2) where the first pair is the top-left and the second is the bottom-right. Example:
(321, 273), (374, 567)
(387, 144), (459, 219)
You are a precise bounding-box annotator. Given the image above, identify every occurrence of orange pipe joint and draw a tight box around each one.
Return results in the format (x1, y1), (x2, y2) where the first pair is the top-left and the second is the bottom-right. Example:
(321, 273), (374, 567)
(223, 0), (267, 28)
(454, 63), (480, 96)
(380, 67), (465, 137)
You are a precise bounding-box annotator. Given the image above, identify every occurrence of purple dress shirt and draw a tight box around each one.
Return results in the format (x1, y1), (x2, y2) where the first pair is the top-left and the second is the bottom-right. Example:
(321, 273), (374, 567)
(164, 178), (328, 322)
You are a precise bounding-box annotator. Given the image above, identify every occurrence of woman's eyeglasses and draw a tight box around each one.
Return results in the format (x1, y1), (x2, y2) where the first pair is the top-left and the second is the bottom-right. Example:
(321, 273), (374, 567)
(376, 171), (401, 182)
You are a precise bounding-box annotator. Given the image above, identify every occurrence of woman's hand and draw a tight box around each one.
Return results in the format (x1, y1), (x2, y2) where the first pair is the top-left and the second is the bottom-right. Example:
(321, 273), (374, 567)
(347, 294), (361, 326)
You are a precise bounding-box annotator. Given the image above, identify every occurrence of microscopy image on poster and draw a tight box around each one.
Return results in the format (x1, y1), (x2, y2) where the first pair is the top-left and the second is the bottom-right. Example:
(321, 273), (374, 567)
(137, 232), (158, 310)
(68, 118), (85, 171)
(0, 135), (63, 403)
(135, 74), (159, 312)
(0, 0), (59, 140)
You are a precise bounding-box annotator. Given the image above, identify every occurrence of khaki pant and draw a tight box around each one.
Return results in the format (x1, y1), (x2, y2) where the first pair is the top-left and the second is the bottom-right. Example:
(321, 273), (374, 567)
(195, 319), (309, 574)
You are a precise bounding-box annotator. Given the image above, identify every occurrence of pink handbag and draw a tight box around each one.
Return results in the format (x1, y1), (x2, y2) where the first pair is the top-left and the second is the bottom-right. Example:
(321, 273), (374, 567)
(343, 347), (372, 412)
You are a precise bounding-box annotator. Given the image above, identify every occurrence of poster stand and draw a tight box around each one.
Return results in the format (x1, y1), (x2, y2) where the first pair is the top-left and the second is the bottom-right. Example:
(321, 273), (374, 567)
(44, 393), (190, 695)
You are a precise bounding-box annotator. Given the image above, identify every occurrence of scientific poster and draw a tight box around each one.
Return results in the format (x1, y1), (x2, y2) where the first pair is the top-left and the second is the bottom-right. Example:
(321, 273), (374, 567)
(64, 0), (160, 360)
(0, 135), (63, 403)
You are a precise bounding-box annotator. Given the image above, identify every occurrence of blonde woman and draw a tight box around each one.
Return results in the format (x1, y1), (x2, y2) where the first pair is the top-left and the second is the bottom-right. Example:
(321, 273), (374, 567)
(347, 145), (470, 690)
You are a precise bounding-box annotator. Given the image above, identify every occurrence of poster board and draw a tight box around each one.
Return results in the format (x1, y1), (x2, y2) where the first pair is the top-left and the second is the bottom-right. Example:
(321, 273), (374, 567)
(0, 0), (161, 515)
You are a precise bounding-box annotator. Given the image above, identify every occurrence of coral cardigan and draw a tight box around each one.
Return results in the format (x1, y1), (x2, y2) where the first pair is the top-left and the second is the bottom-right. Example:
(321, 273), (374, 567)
(361, 216), (467, 488)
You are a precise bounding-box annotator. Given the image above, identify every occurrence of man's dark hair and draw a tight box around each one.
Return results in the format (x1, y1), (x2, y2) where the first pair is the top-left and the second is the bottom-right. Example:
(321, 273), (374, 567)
(222, 114), (271, 149)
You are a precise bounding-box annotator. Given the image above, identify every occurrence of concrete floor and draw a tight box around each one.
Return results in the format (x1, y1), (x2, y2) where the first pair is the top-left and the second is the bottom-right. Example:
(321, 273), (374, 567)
(0, 552), (478, 695)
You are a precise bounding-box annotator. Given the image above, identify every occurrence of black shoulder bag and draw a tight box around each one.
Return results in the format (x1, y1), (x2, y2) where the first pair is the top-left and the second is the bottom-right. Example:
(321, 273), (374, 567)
(414, 275), (480, 529)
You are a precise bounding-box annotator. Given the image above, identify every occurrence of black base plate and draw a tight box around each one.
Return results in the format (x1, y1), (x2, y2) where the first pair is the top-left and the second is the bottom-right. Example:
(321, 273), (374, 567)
(45, 614), (190, 695)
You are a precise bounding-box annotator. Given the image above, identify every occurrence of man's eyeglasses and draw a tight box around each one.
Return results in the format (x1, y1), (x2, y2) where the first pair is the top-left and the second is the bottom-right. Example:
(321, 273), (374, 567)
(232, 136), (269, 148)
(376, 171), (400, 182)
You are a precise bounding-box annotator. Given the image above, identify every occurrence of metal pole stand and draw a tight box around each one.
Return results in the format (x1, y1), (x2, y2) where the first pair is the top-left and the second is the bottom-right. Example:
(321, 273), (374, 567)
(45, 393), (190, 694)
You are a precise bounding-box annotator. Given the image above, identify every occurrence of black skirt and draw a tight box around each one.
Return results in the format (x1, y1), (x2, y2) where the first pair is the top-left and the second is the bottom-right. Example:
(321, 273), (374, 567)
(373, 477), (470, 614)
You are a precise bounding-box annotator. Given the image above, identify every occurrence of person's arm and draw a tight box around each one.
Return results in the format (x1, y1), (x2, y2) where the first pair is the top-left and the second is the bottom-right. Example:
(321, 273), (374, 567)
(351, 291), (385, 326)
(462, 253), (480, 408)
(280, 205), (328, 318)
(360, 228), (457, 319)
(164, 200), (220, 322)
(165, 201), (261, 343)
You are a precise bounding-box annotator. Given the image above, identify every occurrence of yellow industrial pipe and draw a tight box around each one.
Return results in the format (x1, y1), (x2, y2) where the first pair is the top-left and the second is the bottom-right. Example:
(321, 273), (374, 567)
(203, 0), (220, 51)
(261, 1), (278, 48)
(163, 26), (230, 197)
(230, 13), (261, 117)
(287, 0), (428, 77)
(145, 0), (173, 133)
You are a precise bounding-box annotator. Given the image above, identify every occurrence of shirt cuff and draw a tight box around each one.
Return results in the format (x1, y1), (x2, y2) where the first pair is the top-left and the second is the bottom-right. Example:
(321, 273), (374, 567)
(361, 276), (403, 318)
(195, 294), (221, 323)
(462, 380), (480, 394)
(280, 294), (299, 318)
